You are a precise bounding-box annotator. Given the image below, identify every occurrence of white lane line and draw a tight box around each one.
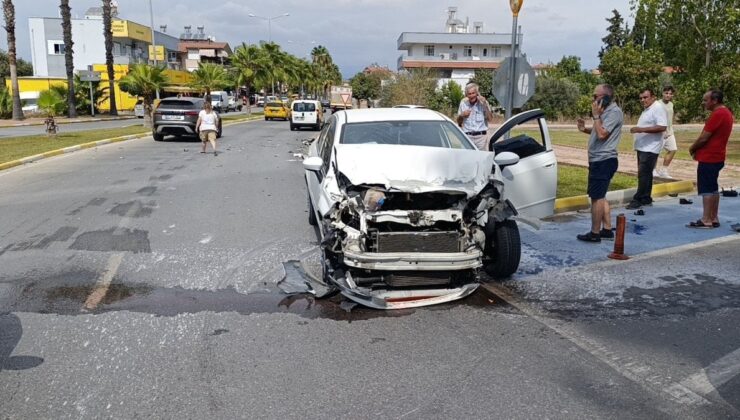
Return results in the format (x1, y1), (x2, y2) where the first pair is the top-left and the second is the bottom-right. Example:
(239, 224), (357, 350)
(585, 235), (740, 270)
(480, 283), (715, 408)
(669, 347), (740, 397)
(83, 252), (124, 310)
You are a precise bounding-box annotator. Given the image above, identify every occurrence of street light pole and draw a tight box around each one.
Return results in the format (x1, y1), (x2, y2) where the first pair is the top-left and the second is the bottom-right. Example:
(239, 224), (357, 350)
(505, 0), (524, 121)
(248, 13), (289, 43)
(148, 0), (160, 99)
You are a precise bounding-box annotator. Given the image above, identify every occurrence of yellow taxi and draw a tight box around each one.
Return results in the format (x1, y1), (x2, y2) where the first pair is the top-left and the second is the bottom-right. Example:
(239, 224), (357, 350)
(264, 101), (291, 121)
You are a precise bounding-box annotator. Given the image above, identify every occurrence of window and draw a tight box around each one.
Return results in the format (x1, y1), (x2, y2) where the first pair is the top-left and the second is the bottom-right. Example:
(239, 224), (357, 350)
(492, 46), (501, 57)
(293, 102), (316, 112)
(483, 48), (488, 57)
(340, 121), (475, 150)
(424, 45), (435, 56)
(168, 51), (178, 62)
(463, 46), (472, 57)
(47, 41), (65, 55)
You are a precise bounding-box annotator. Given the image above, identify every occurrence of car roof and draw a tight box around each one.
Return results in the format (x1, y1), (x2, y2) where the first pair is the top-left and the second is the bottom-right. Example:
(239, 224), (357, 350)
(342, 108), (445, 124)
(292, 99), (319, 104)
(160, 97), (203, 103)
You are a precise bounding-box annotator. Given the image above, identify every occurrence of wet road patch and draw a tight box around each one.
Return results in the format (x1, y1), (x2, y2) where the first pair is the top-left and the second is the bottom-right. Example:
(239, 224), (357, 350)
(66, 197), (108, 215)
(108, 200), (155, 218)
(69, 228), (151, 253)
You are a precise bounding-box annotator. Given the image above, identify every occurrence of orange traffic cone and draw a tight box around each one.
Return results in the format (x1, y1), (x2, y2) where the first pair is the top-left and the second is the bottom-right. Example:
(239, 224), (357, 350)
(608, 213), (630, 260)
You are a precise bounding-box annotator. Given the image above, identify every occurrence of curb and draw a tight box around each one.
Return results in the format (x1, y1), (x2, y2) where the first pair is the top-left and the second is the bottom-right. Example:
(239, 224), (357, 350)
(0, 116), (138, 128)
(554, 180), (695, 213)
(0, 116), (261, 172)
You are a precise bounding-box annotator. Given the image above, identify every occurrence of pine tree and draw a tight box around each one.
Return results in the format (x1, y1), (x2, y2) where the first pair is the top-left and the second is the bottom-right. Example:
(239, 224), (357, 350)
(599, 10), (628, 60)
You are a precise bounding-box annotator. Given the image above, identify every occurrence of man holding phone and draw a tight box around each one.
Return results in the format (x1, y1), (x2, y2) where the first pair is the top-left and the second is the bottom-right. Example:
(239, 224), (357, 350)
(575, 84), (624, 243)
(457, 83), (494, 150)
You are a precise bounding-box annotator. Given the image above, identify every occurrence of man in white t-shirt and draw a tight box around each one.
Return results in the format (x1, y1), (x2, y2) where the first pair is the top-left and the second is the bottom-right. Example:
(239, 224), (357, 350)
(626, 88), (667, 209)
(654, 85), (677, 178)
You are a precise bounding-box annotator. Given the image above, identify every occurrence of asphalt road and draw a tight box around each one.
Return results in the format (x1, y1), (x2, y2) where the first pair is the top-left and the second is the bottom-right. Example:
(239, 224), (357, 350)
(1, 118), (739, 419)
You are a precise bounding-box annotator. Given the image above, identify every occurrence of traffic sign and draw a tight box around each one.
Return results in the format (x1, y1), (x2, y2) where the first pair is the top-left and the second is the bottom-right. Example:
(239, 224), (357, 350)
(340, 93), (351, 107)
(78, 70), (101, 82)
(493, 57), (536, 109)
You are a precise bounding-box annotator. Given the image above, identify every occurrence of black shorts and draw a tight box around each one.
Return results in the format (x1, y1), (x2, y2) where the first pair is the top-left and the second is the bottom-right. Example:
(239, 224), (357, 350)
(697, 161), (724, 195)
(588, 158), (618, 200)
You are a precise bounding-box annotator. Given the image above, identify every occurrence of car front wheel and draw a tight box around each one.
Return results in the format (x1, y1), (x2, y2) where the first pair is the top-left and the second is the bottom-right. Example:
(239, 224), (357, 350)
(484, 219), (521, 279)
(307, 192), (317, 226)
(153, 131), (164, 141)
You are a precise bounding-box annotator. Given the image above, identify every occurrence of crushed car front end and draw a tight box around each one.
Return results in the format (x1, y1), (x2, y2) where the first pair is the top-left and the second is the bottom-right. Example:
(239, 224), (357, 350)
(318, 144), (510, 309)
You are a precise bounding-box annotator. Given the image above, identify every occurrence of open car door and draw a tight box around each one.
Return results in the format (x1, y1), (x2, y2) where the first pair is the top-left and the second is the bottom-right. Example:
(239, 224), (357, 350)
(488, 109), (557, 219)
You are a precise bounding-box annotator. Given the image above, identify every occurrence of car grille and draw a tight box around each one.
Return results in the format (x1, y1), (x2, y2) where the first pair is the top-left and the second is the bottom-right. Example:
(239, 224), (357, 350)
(384, 272), (451, 287)
(371, 231), (461, 253)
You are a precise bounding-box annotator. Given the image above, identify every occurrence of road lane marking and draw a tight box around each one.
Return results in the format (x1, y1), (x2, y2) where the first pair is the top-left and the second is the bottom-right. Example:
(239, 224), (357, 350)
(668, 347), (740, 397)
(83, 252), (124, 310)
(480, 282), (727, 410)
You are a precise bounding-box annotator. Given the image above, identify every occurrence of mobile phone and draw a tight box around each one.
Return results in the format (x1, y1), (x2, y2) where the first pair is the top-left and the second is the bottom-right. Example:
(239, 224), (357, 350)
(600, 95), (612, 108)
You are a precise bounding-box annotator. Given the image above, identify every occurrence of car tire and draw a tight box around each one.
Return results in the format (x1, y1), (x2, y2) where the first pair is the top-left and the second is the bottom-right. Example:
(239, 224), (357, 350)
(484, 219), (521, 279)
(314, 122), (321, 131)
(153, 132), (164, 141)
(265, 117), (269, 121)
(307, 192), (318, 226)
(290, 123), (296, 131)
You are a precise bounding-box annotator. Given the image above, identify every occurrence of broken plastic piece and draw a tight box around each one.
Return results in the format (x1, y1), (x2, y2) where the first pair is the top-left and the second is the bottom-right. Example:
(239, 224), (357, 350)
(679, 198), (693, 205)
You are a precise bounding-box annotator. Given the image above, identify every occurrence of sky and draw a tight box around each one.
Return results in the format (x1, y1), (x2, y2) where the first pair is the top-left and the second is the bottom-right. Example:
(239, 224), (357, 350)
(2, 0), (632, 78)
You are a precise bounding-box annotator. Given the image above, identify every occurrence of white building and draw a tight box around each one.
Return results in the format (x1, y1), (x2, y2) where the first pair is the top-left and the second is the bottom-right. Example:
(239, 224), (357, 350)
(397, 7), (522, 89)
(28, 8), (180, 78)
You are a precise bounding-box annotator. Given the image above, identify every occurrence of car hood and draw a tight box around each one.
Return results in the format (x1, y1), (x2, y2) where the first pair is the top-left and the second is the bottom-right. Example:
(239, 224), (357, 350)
(335, 144), (495, 197)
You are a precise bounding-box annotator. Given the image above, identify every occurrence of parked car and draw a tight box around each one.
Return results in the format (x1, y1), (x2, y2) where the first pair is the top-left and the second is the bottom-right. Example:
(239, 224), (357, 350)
(393, 104), (427, 109)
(209, 91), (230, 113)
(152, 97), (222, 142)
(256, 97), (265, 107)
(134, 99), (146, 118)
(290, 100), (323, 131)
(227, 96), (242, 112)
(303, 108), (556, 309)
(264, 101), (291, 121)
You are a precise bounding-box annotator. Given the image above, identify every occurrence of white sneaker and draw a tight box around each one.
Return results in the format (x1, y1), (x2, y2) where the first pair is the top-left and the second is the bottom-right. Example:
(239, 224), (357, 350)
(661, 168), (673, 179)
(653, 169), (661, 177)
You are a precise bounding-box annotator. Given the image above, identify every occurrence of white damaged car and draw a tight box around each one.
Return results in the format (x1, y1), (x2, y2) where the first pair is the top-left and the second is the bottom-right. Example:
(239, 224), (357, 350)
(303, 108), (557, 309)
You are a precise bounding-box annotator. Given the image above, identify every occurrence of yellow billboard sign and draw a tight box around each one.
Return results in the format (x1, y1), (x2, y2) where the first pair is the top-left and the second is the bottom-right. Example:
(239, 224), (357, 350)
(148, 45), (165, 61)
(111, 20), (152, 43)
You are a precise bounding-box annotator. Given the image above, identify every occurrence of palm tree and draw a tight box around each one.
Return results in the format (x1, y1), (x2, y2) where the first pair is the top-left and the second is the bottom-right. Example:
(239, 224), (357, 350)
(38, 89), (65, 136)
(189, 62), (230, 101)
(231, 43), (272, 113)
(3, 0), (23, 120)
(311, 45), (340, 98)
(102, 0), (117, 115)
(118, 64), (168, 127)
(262, 42), (288, 95)
(59, 0), (76, 118)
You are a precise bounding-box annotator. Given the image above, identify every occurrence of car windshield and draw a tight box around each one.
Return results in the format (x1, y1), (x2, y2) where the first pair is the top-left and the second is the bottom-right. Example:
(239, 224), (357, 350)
(340, 120), (475, 150)
(158, 100), (199, 109)
(266, 102), (283, 107)
(293, 102), (316, 112)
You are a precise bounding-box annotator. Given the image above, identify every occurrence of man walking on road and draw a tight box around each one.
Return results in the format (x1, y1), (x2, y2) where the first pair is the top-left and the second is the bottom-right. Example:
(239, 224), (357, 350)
(457, 83), (494, 151)
(626, 88), (667, 210)
(575, 84), (624, 243)
(687, 89), (735, 228)
(655, 85), (677, 178)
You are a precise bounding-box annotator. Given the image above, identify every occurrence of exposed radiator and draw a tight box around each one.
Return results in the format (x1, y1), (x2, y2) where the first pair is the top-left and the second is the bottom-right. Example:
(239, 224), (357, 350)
(371, 231), (461, 253)
(385, 272), (451, 287)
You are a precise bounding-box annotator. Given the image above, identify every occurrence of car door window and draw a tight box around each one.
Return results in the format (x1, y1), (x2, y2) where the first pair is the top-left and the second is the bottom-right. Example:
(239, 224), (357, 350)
(493, 122), (547, 159)
(321, 122), (336, 173)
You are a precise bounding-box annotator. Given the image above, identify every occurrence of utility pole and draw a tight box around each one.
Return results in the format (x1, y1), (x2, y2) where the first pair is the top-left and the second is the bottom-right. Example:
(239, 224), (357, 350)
(505, 0), (524, 121)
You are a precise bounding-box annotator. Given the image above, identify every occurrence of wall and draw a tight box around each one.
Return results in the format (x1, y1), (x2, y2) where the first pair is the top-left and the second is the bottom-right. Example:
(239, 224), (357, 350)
(72, 19), (105, 73)
(28, 18), (49, 77)
(407, 43), (509, 61)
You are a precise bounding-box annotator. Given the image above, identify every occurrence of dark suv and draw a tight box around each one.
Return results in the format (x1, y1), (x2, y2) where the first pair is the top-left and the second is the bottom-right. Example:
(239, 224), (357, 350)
(152, 97), (222, 141)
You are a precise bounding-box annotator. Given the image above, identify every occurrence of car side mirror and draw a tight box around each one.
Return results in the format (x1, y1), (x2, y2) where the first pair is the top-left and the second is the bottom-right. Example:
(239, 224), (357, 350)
(303, 156), (323, 172)
(494, 151), (519, 168)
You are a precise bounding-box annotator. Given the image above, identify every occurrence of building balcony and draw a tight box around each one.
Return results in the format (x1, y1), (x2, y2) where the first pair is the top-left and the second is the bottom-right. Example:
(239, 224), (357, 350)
(397, 32), (519, 50)
(398, 55), (504, 71)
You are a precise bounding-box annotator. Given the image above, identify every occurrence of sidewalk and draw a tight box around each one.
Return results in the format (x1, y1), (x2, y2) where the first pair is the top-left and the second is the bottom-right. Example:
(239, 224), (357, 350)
(553, 144), (740, 188)
(0, 114), (136, 128)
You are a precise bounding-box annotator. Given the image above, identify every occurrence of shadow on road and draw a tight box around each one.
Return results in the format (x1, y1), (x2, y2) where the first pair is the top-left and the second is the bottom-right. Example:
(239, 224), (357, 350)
(0, 313), (44, 372)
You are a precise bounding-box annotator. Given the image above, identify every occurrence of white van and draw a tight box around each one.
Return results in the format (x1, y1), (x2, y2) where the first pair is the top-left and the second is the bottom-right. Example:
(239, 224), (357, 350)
(209, 91), (230, 113)
(290, 100), (323, 131)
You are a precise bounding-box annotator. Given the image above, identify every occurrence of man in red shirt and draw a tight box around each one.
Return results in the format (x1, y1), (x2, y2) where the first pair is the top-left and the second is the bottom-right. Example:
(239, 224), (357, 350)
(687, 89), (735, 228)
